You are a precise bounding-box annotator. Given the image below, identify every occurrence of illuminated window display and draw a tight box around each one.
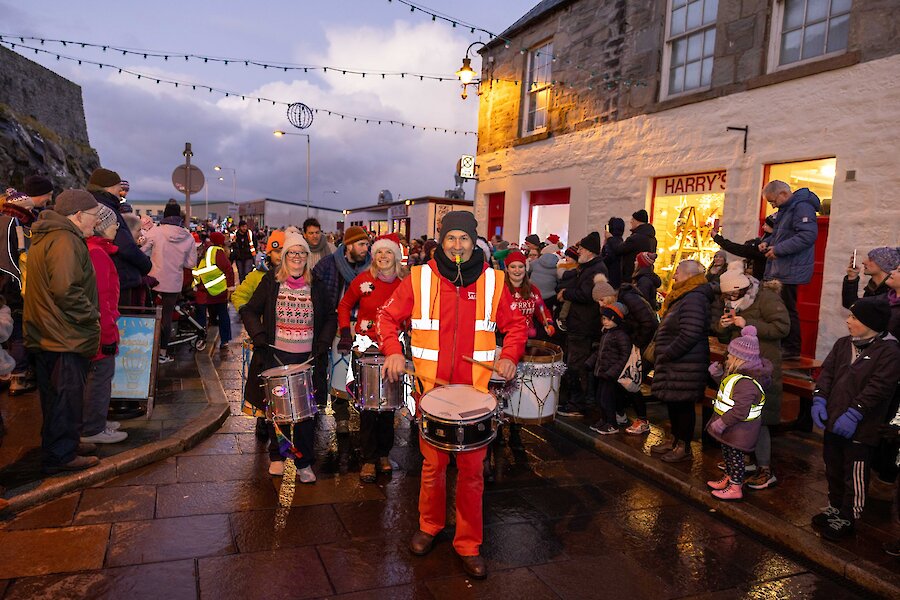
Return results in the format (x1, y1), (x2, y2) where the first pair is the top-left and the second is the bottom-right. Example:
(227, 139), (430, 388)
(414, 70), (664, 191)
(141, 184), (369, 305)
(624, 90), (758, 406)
(651, 170), (726, 293)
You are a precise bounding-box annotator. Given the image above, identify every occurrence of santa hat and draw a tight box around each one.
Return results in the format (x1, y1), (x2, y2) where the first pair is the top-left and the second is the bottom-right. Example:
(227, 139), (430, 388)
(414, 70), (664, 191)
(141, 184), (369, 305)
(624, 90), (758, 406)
(371, 233), (402, 263)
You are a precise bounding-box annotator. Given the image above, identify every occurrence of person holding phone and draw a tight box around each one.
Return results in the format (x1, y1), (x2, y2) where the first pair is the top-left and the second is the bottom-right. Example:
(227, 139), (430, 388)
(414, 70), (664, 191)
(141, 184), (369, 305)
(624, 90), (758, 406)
(841, 247), (899, 309)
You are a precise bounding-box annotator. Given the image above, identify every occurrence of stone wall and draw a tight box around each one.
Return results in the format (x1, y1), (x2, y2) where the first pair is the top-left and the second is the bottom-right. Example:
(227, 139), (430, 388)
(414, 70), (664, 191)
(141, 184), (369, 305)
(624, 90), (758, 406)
(0, 46), (99, 190)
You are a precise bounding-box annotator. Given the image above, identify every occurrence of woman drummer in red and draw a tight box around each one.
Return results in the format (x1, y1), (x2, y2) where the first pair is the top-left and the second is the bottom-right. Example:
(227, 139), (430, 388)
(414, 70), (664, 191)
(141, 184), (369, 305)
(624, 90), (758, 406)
(337, 233), (408, 483)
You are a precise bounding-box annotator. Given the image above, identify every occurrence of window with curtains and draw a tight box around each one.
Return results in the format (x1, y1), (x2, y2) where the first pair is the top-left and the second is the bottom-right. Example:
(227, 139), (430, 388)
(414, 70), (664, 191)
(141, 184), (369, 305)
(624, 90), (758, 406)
(522, 40), (553, 135)
(770, 0), (851, 69)
(661, 0), (719, 99)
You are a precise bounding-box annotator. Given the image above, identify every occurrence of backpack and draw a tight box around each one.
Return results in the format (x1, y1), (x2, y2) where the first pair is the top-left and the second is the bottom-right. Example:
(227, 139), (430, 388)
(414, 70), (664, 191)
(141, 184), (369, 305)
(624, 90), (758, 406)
(617, 345), (643, 392)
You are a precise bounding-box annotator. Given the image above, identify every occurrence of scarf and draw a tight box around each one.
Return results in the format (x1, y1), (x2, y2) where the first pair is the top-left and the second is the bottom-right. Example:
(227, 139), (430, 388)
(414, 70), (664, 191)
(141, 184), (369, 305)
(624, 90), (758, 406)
(660, 273), (708, 317)
(376, 271), (397, 283)
(726, 277), (760, 314)
(284, 275), (307, 290)
(434, 247), (486, 287)
(308, 234), (329, 254)
(334, 244), (371, 284)
(887, 289), (899, 306)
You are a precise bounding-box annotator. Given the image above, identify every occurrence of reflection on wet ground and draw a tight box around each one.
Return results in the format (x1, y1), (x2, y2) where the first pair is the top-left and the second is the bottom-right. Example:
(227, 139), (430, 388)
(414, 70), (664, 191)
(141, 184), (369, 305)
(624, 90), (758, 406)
(0, 326), (884, 599)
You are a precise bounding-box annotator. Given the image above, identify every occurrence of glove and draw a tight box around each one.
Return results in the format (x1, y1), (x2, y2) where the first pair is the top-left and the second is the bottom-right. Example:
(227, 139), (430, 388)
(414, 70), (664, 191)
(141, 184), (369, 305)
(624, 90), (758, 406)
(708, 362), (724, 379)
(337, 327), (353, 354)
(810, 396), (828, 430)
(708, 418), (727, 436)
(544, 323), (556, 337)
(832, 408), (863, 439)
(101, 343), (117, 356)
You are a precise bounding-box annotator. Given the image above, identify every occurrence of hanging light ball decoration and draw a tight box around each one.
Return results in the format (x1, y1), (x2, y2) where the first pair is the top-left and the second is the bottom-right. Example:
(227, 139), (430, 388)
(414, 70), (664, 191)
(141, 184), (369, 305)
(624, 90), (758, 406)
(287, 102), (314, 130)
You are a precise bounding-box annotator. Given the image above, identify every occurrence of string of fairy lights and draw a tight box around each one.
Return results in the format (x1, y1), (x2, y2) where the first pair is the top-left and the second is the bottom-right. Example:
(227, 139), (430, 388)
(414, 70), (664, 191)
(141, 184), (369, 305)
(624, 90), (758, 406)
(0, 39), (477, 136)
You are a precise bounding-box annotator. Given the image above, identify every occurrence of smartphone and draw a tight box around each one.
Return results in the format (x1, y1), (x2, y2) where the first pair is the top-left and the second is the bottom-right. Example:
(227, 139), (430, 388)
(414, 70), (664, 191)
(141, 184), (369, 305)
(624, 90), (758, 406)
(851, 249), (857, 269)
(724, 306), (734, 316)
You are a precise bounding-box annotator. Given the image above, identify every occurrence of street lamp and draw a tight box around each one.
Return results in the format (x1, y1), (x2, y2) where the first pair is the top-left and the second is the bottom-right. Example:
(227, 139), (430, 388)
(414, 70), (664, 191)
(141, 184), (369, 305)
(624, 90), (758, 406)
(456, 41), (486, 100)
(213, 165), (237, 204)
(273, 130), (311, 218)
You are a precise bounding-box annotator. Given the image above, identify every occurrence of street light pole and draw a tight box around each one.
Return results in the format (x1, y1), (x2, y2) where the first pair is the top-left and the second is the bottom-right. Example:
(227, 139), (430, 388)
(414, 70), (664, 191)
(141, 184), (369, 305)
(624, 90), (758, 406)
(273, 131), (311, 218)
(214, 165), (237, 204)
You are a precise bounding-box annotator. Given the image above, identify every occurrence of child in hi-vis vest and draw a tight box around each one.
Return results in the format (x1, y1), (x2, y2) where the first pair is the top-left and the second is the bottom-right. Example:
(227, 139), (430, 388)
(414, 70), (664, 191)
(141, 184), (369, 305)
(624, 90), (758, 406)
(705, 326), (772, 501)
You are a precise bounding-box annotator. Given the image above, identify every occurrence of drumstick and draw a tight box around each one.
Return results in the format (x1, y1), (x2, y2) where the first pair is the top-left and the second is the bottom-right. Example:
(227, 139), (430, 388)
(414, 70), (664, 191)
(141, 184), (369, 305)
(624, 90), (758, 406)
(462, 355), (498, 373)
(404, 368), (448, 387)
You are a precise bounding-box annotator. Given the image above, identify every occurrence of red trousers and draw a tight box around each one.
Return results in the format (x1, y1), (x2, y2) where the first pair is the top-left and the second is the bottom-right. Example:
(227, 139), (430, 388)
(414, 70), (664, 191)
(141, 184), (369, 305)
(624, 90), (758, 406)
(418, 440), (487, 556)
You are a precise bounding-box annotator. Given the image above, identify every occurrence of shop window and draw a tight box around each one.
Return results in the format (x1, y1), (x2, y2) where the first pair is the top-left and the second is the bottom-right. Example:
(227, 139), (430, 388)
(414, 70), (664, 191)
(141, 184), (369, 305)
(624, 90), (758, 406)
(522, 41), (553, 135)
(661, 0), (718, 99)
(651, 171), (726, 292)
(761, 157), (835, 219)
(369, 220), (389, 236)
(768, 0), (851, 71)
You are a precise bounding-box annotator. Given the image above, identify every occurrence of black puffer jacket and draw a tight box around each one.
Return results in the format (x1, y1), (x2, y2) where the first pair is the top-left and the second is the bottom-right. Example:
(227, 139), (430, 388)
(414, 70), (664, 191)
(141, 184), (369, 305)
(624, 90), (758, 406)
(616, 223), (657, 283)
(651, 282), (714, 403)
(633, 267), (661, 310)
(559, 255), (608, 335)
(618, 284), (658, 350)
(90, 189), (151, 289)
(592, 326), (632, 381)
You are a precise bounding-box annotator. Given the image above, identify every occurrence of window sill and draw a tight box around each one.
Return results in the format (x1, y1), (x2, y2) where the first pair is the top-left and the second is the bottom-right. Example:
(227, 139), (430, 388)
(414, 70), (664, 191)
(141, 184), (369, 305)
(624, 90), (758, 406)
(513, 131), (551, 147)
(749, 51), (859, 90)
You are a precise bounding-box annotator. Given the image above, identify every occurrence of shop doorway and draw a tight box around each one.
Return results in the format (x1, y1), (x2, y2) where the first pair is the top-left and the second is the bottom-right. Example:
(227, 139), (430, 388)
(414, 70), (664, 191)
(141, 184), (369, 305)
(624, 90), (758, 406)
(762, 157), (836, 358)
(527, 188), (569, 247)
(650, 171), (726, 292)
(487, 192), (505, 240)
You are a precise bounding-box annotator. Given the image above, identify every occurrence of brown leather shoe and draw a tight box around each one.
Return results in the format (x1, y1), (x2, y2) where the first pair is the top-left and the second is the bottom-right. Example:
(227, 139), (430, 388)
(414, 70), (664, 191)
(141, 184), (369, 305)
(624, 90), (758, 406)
(409, 530), (435, 556)
(44, 455), (100, 474)
(77, 442), (98, 455)
(457, 553), (487, 579)
(359, 463), (376, 483)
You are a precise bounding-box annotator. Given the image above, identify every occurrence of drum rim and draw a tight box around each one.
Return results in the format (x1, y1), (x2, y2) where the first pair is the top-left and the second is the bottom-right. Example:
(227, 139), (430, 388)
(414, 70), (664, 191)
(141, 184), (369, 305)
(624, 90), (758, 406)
(420, 384), (497, 423)
(521, 339), (563, 363)
(417, 417), (498, 452)
(260, 363), (312, 377)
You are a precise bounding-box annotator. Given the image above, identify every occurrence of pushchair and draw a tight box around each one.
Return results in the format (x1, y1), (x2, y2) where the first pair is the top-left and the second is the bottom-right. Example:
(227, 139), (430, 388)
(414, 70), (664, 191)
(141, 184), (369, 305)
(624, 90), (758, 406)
(167, 296), (207, 352)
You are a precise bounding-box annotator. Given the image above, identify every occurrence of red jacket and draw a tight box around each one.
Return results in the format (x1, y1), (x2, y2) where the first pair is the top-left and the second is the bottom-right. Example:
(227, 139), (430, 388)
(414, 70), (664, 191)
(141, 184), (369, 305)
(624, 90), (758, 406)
(87, 236), (121, 359)
(195, 244), (235, 304)
(377, 259), (527, 387)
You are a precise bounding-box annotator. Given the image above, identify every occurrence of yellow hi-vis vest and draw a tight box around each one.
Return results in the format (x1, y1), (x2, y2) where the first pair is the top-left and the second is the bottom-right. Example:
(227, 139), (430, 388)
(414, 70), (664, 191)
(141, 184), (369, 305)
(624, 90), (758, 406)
(409, 263), (505, 395)
(192, 245), (227, 296)
(713, 374), (765, 420)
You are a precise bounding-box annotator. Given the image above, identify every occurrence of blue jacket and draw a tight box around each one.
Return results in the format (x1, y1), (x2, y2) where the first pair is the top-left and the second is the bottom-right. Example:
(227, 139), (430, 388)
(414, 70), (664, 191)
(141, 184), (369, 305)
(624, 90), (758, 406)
(764, 188), (820, 285)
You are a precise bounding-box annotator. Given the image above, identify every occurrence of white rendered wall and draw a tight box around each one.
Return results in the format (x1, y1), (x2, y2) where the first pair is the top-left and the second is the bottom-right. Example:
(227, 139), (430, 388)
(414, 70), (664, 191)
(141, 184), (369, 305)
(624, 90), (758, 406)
(474, 54), (900, 359)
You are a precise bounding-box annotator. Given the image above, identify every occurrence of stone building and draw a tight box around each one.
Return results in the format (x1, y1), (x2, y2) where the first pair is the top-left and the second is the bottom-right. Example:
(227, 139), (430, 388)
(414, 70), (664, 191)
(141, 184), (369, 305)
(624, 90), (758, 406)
(473, 0), (900, 358)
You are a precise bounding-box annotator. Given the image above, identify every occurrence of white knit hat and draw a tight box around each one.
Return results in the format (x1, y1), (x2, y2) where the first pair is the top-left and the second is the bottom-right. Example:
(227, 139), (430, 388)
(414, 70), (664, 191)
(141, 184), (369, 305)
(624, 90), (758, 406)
(370, 233), (402, 263)
(719, 260), (751, 293)
(282, 231), (310, 254)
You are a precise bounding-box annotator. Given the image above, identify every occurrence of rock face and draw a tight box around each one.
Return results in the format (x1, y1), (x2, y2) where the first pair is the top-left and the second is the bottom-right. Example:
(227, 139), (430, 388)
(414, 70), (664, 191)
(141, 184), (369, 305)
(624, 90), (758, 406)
(0, 46), (99, 191)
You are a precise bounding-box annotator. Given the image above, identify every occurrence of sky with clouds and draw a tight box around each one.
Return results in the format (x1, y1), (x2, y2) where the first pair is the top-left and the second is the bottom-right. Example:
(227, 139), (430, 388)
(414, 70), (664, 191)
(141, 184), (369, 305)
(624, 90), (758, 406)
(1, 0), (536, 208)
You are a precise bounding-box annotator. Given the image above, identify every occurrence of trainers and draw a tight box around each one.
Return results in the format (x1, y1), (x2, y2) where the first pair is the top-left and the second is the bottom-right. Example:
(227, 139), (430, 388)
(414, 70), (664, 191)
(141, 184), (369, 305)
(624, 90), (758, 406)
(589, 421), (619, 435)
(707, 475), (731, 490)
(625, 419), (650, 435)
(883, 539), (900, 557)
(616, 413), (629, 426)
(360, 463), (377, 483)
(821, 516), (855, 541)
(745, 466), (777, 490)
(811, 506), (841, 528)
(158, 353), (174, 364)
(268, 460), (284, 476)
(716, 456), (757, 473)
(44, 455), (100, 474)
(297, 465), (316, 484)
(80, 428), (128, 444)
(711, 482), (743, 501)
(106, 421), (121, 431)
(557, 405), (584, 417)
(378, 457), (393, 473)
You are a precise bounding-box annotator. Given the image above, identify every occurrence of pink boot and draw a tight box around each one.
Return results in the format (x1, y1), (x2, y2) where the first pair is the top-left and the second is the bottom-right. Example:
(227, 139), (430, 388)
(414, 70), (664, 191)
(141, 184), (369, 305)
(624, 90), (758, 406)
(711, 482), (743, 501)
(707, 475), (731, 490)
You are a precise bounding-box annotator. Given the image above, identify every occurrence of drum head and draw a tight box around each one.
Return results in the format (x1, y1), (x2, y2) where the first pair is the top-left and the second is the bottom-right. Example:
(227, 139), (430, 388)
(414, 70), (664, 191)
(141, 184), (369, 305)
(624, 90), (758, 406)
(420, 385), (496, 420)
(358, 355), (386, 366)
(261, 363), (311, 378)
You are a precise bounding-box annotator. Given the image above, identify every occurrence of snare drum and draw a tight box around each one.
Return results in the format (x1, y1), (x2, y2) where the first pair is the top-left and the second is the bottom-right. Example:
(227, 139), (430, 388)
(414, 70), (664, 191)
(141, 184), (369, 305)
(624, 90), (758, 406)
(418, 385), (498, 452)
(261, 363), (318, 423)
(354, 355), (410, 412)
(504, 340), (565, 424)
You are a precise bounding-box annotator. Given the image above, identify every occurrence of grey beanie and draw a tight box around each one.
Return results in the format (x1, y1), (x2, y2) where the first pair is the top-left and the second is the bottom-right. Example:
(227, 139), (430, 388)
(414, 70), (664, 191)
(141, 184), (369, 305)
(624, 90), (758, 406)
(54, 189), (98, 216)
(438, 210), (478, 244)
(94, 205), (119, 235)
(591, 274), (616, 302)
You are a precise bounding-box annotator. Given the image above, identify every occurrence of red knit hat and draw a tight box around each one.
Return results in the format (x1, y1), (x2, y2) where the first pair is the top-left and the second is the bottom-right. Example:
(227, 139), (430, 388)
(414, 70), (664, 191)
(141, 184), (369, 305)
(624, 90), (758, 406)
(636, 252), (657, 269)
(209, 231), (226, 246)
(504, 250), (527, 267)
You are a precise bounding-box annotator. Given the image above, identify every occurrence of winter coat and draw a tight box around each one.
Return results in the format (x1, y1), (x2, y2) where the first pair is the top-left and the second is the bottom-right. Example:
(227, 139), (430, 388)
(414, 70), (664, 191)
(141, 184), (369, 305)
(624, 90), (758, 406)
(311, 245), (371, 353)
(231, 229), (257, 261)
(705, 360), (773, 453)
(618, 283), (658, 350)
(841, 275), (890, 310)
(232, 268), (265, 311)
(194, 245), (235, 305)
(601, 235), (624, 288)
(23, 210), (100, 358)
(87, 236), (121, 361)
(307, 240), (336, 272)
(633, 267), (662, 311)
(815, 334), (900, 446)
(142, 219), (198, 293)
(889, 291), (900, 340)
(529, 247), (560, 299)
(711, 281), (789, 426)
(90, 189), (151, 289)
(651, 278), (714, 403)
(713, 233), (769, 281)
(592, 326), (632, 381)
(614, 223), (657, 283)
(559, 255), (608, 335)
(763, 188), (821, 285)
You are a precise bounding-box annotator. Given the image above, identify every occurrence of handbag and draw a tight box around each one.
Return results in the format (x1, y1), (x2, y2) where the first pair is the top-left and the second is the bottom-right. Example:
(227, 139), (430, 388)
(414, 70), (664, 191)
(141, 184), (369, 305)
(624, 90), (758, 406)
(617, 345), (643, 393)
(642, 341), (656, 366)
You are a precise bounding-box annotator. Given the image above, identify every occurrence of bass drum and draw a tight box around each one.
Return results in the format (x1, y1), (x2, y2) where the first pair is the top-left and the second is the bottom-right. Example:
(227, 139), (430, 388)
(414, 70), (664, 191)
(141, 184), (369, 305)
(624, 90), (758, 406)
(503, 340), (564, 424)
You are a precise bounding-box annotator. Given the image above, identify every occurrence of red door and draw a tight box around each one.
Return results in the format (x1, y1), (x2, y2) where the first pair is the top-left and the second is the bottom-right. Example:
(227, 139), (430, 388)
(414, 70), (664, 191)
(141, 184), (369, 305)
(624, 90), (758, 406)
(798, 217), (829, 357)
(487, 192), (505, 239)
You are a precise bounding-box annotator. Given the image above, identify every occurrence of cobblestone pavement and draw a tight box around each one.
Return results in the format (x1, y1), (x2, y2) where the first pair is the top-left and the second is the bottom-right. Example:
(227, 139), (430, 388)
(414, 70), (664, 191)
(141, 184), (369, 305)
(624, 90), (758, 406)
(0, 340), (878, 599)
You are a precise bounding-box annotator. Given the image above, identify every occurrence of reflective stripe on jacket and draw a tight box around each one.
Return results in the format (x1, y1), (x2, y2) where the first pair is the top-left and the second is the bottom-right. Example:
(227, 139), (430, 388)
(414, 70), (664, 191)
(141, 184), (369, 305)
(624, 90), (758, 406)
(192, 245), (227, 296)
(714, 374), (765, 420)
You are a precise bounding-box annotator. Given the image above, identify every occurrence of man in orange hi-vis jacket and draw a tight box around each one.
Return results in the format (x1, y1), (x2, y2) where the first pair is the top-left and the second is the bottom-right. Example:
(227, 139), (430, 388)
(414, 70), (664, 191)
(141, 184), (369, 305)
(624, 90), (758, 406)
(377, 210), (527, 580)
